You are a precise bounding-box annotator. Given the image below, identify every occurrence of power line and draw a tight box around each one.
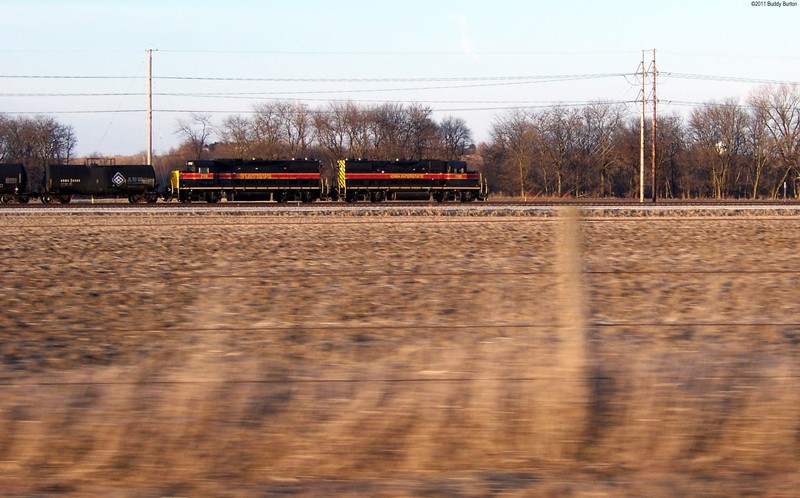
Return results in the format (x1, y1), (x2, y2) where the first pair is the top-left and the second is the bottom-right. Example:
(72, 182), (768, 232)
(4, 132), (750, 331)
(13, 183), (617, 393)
(663, 72), (800, 86)
(2, 101), (636, 116)
(0, 72), (628, 83)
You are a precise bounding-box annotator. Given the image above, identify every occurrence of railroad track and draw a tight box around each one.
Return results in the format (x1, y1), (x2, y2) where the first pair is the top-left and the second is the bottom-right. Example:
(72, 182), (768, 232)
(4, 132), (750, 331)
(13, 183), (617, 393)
(4, 199), (800, 215)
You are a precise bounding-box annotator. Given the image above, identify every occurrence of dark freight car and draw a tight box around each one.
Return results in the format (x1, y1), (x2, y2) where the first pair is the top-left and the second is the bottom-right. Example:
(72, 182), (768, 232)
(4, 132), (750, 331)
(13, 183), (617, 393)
(0, 163), (32, 203)
(42, 164), (157, 204)
(168, 158), (327, 203)
(336, 159), (488, 202)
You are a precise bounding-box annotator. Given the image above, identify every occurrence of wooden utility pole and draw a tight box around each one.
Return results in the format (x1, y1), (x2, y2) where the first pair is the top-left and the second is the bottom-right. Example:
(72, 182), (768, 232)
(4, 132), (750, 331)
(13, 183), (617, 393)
(146, 49), (153, 166)
(639, 51), (645, 203)
(651, 49), (657, 203)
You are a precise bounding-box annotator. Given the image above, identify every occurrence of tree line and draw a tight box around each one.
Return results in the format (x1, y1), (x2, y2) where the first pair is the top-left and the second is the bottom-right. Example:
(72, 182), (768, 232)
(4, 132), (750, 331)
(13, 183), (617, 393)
(4, 84), (800, 199)
(0, 115), (76, 189)
(483, 84), (800, 199)
(175, 101), (473, 177)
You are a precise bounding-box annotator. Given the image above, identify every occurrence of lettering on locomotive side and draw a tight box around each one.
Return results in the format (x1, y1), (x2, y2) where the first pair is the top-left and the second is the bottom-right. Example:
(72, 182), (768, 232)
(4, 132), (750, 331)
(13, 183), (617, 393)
(389, 174), (425, 179)
(236, 173), (273, 180)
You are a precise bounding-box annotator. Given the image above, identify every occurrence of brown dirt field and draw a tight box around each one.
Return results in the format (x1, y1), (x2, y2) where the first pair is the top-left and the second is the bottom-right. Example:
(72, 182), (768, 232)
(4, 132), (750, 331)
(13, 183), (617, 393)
(1, 210), (799, 497)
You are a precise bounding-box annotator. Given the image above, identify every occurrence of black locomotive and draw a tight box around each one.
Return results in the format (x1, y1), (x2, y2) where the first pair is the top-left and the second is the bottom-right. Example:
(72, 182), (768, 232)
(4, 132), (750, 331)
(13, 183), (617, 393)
(166, 158), (328, 203)
(335, 159), (489, 202)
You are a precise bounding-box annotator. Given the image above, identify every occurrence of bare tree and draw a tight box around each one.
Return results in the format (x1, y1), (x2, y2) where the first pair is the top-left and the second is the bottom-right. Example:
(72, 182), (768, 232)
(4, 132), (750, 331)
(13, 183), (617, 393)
(314, 103), (348, 160)
(539, 106), (582, 197)
(219, 115), (254, 158)
(369, 103), (407, 159)
(748, 84), (800, 198)
(688, 98), (750, 198)
(0, 114), (75, 190)
(175, 113), (214, 160)
(251, 102), (283, 158)
(405, 104), (440, 159)
(490, 110), (537, 198)
(747, 106), (772, 198)
(276, 101), (312, 158)
(579, 103), (626, 197)
(440, 115), (473, 160)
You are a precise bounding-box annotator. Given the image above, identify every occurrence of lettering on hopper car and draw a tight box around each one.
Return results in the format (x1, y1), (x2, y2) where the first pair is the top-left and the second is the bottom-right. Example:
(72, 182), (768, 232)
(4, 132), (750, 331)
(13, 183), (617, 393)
(59, 178), (82, 184)
(126, 177), (155, 185)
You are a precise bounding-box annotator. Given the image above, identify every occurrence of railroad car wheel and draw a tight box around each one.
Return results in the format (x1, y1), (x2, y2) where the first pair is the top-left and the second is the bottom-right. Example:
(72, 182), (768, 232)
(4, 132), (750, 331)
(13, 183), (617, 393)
(147, 194), (158, 203)
(41, 194), (53, 204)
(59, 195), (72, 204)
(0, 194), (12, 204)
(19, 196), (30, 204)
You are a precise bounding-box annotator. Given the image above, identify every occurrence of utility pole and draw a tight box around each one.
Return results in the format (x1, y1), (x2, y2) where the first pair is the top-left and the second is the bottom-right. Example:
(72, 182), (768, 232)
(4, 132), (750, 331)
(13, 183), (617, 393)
(639, 51), (645, 203)
(651, 49), (657, 203)
(146, 49), (153, 166)
(638, 49), (657, 203)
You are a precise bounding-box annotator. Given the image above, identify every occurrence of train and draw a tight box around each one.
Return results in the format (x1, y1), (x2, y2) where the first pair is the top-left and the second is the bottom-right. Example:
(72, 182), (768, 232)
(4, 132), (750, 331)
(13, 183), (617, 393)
(165, 158), (488, 203)
(1, 157), (489, 204)
(1, 162), (159, 204)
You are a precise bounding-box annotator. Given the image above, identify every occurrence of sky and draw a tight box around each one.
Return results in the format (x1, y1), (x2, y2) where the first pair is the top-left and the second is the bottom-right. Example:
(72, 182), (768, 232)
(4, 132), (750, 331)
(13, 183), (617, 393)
(2, 0), (798, 157)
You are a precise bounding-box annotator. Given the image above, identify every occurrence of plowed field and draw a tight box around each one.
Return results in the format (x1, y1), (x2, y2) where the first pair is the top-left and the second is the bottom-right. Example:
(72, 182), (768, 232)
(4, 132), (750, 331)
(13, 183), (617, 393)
(1, 211), (799, 497)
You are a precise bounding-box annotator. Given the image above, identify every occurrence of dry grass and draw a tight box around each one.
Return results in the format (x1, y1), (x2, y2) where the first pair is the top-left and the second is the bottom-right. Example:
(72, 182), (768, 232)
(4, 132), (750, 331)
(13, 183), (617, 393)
(0, 211), (799, 496)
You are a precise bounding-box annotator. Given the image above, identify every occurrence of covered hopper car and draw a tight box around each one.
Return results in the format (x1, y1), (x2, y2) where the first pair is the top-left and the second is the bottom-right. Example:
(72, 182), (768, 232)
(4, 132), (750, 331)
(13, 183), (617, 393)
(0, 163), (31, 203)
(41, 164), (158, 204)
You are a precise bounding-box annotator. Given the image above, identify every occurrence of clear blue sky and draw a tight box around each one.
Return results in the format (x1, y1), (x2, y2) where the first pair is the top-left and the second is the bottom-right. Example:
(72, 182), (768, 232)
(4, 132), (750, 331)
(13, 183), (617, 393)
(2, 0), (798, 157)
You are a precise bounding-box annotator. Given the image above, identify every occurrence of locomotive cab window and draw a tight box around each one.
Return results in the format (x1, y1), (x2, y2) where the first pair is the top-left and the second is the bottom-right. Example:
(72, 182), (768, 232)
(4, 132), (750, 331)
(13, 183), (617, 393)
(199, 167), (210, 174)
